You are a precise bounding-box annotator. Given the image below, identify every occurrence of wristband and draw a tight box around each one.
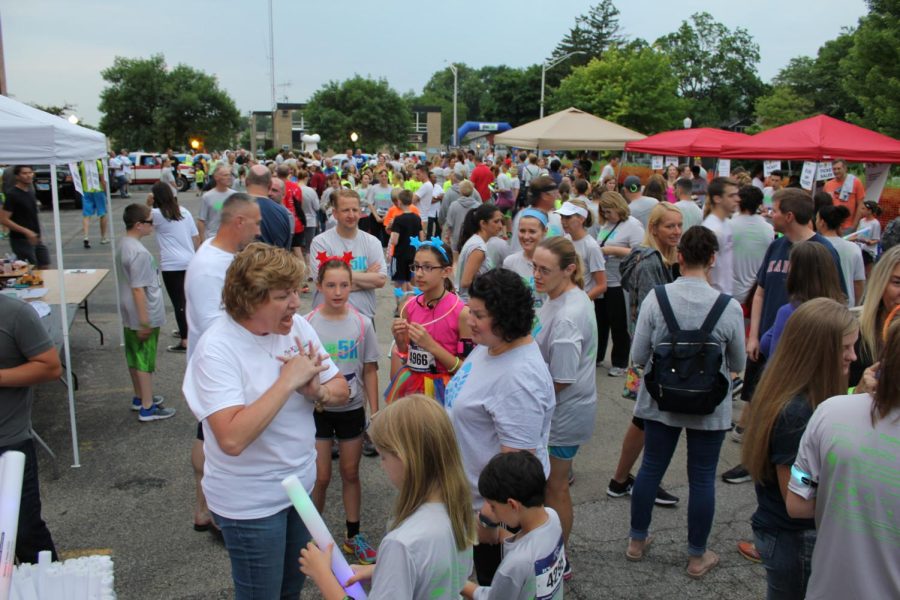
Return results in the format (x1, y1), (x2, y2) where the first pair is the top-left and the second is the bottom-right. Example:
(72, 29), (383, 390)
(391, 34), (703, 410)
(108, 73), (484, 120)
(790, 464), (817, 489)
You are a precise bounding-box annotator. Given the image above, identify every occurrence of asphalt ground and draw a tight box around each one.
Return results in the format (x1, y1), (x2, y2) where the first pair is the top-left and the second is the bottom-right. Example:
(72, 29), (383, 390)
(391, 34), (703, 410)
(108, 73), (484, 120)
(25, 188), (766, 599)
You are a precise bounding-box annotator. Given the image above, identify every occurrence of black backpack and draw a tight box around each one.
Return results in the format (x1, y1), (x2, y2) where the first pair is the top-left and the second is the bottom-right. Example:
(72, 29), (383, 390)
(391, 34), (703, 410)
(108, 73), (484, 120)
(644, 285), (731, 415)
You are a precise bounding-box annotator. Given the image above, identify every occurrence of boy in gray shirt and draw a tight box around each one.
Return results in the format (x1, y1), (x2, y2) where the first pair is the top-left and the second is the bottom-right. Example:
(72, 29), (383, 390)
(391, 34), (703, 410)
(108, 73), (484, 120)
(463, 452), (565, 600)
(116, 204), (175, 422)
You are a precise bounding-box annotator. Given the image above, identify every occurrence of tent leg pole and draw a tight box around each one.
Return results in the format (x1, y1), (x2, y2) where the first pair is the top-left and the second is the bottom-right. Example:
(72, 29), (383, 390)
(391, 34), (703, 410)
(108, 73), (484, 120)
(50, 165), (80, 468)
(103, 159), (125, 346)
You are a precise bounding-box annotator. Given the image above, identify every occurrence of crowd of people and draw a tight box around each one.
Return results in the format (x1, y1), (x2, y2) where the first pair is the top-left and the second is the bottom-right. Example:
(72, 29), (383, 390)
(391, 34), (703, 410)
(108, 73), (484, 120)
(3, 146), (899, 600)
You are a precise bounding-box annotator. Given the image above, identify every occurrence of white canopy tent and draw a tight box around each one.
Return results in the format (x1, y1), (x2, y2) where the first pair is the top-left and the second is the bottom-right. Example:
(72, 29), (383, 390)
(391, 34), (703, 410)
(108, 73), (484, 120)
(494, 107), (646, 151)
(0, 94), (119, 467)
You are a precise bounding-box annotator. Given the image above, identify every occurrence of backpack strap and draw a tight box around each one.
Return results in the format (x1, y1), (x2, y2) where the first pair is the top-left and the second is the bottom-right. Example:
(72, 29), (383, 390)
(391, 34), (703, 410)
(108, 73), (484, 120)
(700, 293), (732, 334)
(654, 285), (681, 334)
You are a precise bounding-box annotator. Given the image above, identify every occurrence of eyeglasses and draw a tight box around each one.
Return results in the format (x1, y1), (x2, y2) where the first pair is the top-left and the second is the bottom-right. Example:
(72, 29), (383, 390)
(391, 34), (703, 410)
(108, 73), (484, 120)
(409, 263), (442, 274)
(532, 264), (556, 277)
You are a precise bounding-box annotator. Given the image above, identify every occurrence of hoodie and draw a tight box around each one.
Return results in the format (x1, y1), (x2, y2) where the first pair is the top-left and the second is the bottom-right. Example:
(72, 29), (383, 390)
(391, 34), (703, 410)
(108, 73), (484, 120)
(446, 194), (482, 251)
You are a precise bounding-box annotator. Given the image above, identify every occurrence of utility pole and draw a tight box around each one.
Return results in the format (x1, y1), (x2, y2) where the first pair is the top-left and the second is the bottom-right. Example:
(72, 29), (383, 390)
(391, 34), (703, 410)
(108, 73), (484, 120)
(267, 0), (276, 112)
(540, 51), (585, 119)
(448, 63), (458, 148)
(0, 11), (7, 96)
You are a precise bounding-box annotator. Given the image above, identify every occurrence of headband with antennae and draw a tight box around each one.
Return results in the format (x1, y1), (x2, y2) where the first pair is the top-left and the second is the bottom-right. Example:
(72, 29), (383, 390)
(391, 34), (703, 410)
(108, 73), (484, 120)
(409, 236), (449, 261)
(316, 251), (353, 266)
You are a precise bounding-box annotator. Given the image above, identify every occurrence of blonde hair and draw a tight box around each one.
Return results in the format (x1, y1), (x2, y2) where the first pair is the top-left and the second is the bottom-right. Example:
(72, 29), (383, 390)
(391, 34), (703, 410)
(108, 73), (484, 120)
(566, 198), (593, 228)
(222, 242), (306, 321)
(369, 394), (477, 552)
(742, 298), (857, 483)
(643, 203), (682, 266)
(538, 236), (585, 289)
(597, 191), (630, 221)
(860, 246), (900, 362)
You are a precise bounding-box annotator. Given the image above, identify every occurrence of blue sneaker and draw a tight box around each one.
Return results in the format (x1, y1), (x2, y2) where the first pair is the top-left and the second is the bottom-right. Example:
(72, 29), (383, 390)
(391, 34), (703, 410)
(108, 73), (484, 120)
(132, 395), (165, 411)
(138, 405), (176, 422)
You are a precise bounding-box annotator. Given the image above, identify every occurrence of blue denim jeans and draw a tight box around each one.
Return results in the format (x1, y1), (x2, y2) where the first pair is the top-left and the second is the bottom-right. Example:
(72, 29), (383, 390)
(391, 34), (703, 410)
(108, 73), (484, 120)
(753, 526), (816, 600)
(212, 506), (311, 600)
(630, 420), (725, 556)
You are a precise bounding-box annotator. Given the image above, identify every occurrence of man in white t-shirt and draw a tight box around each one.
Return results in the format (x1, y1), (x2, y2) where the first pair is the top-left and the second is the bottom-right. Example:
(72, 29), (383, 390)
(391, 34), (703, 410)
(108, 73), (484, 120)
(622, 176), (658, 229)
(413, 164), (437, 238)
(600, 155), (619, 183)
(701, 177), (739, 295)
(674, 178), (703, 231)
(731, 186), (774, 304)
(118, 149), (132, 198)
(309, 189), (387, 319)
(184, 192), (261, 532)
(198, 164), (237, 240)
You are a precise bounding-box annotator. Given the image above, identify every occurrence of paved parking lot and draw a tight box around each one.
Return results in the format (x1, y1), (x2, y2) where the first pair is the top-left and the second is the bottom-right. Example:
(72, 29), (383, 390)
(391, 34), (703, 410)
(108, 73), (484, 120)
(27, 188), (765, 599)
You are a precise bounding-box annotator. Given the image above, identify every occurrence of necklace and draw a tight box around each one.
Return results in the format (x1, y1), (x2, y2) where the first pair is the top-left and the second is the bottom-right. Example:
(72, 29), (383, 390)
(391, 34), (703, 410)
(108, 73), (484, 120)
(411, 293), (461, 327)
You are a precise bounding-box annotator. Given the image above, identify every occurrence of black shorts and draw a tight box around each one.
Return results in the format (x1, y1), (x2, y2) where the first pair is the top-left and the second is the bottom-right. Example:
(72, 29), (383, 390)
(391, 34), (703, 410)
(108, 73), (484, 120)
(291, 232), (304, 248)
(631, 416), (645, 431)
(314, 406), (366, 441)
(196, 421), (204, 441)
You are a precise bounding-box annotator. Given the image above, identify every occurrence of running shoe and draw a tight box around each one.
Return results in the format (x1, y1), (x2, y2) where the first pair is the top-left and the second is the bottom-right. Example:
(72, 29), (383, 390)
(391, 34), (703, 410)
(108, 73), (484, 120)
(362, 433), (378, 457)
(138, 405), (176, 422)
(342, 533), (377, 565)
(608, 366), (627, 377)
(722, 464), (752, 484)
(731, 426), (745, 443)
(732, 376), (744, 398)
(100, 238), (110, 245)
(131, 395), (165, 411)
(167, 344), (186, 353)
(737, 540), (761, 563)
(606, 474), (635, 497)
(83, 239), (91, 249)
(654, 487), (679, 506)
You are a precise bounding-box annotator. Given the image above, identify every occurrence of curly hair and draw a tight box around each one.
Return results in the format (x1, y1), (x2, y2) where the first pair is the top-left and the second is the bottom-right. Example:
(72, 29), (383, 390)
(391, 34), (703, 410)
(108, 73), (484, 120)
(222, 242), (306, 321)
(468, 268), (534, 342)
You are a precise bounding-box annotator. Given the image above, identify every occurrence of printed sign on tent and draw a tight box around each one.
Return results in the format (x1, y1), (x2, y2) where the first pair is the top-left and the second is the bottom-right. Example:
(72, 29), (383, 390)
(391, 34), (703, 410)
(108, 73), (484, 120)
(800, 161), (817, 190)
(817, 162), (835, 181)
(664, 156), (678, 167)
(69, 164), (83, 196)
(864, 163), (891, 205)
(763, 160), (781, 177)
(650, 156), (664, 170)
(717, 159), (731, 177)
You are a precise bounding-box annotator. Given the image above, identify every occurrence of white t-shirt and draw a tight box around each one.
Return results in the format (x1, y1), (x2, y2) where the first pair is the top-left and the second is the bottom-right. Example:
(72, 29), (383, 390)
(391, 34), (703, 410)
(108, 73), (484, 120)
(730, 213), (774, 303)
(535, 287), (599, 446)
(151, 207), (198, 271)
(184, 239), (234, 361)
(569, 234), (606, 296)
(702, 213), (734, 295)
(368, 503), (473, 600)
(597, 216), (645, 287)
(823, 234), (866, 306)
(473, 508), (564, 600)
(675, 199), (703, 231)
(182, 314), (339, 519)
(855, 217), (882, 256)
(309, 228), (387, 319)
(628, 196), (659, 229)
(446, 342), (554, 508)
(415, 181), (437, 219)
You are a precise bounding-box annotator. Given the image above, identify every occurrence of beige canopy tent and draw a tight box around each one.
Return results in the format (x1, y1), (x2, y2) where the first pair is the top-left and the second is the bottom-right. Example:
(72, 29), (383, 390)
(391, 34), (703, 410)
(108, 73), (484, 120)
(493, 107), (645, 150)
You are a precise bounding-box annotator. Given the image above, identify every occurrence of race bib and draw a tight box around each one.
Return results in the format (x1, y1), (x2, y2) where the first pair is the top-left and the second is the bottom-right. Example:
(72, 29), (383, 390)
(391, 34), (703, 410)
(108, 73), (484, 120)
(407, 343), (435, 372)
(534, 537), (565, 600)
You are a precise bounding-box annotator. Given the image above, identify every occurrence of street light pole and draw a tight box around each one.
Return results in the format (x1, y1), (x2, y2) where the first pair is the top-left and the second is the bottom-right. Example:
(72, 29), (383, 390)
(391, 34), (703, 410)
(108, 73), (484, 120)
(540, 51), (586, 119)
(448, 63), (459, 148)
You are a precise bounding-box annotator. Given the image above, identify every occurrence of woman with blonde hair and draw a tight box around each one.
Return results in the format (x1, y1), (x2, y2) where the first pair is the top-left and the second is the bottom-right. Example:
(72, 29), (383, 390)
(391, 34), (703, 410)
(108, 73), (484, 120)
(300, 394), (476, 599)
(855, 245), (900, 379)
(742, 298), (858, 599)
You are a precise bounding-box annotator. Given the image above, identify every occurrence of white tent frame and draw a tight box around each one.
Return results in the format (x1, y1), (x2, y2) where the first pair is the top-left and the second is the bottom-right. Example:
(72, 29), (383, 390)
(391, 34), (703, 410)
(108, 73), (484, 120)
(0, 96), (123, 467)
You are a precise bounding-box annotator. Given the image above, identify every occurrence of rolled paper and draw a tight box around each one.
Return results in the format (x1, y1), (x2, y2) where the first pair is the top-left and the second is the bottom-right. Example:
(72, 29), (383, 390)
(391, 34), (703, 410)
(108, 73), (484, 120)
(281, 475), (367, 600)
(843, 226), (871, 240)
(0, 450), (26, 600)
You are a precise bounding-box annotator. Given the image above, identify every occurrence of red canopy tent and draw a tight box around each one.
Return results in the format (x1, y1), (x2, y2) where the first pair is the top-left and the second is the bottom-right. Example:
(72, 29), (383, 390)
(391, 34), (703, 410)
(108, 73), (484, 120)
(624, 127), (751, 156)
(719, 114), (900, 163)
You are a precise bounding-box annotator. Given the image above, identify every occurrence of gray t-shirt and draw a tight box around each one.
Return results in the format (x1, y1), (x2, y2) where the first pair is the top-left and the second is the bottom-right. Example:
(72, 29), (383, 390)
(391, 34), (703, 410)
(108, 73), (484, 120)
(366, 184), (393, 217)
(569, 234), (606, 296)
(309, 228), (387, 319)
(597, 217), (645, 287)
(369, 502), (473, 600)
(116, 235), (166, 329)
(503, 251), (546, 311)
(304, 309), (378, 412)
(473, 508), (565, 600)
(675, 199), (703, 231)
(628, 196), (659, 229)
(730, 213), (774, 304)
(0, 296), (54, 446)
(300, 185), (320, 224)
(823, 235), (865, 306)
(535, 287), (599, 446)
(486, 236), (511, 271)
(789, 393), (900, 600)
(198, 188), (236, 238)
(446, 343), (554, 508)
(631, 277), (745, 431)
(457, 235), (493, 302)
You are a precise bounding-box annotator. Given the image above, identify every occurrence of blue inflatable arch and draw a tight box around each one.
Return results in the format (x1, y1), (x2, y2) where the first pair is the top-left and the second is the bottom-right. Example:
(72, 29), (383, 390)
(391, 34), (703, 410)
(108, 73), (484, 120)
(456, 121), (512, 143)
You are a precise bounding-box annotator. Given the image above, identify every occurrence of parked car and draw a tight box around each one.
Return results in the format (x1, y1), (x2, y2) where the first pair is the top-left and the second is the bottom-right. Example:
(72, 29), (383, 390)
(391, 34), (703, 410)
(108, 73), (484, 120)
(127, 152), (195, 191)
(31, 163), (120, 209)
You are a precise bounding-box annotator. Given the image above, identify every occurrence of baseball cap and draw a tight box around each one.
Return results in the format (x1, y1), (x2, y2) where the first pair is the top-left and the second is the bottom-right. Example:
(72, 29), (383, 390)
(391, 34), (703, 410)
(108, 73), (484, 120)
(623, 175), (641, 193)
(554, 201), (589, 219)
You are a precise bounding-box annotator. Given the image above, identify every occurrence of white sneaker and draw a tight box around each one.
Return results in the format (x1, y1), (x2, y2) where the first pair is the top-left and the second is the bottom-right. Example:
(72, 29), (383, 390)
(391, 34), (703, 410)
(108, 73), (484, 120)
(608, 366), (627, 377)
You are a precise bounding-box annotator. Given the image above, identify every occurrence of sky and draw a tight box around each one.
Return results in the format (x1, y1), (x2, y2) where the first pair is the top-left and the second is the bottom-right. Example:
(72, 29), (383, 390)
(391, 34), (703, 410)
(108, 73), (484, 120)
(2, 0), (869, 127)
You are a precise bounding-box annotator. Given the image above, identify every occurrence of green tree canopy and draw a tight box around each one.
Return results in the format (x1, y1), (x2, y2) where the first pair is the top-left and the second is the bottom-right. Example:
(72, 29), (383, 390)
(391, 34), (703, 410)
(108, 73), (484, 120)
(750, 85), (816, 132)
(655, 12), (765, 127)
(99, 54), (240, 150)
(549, 45), (685, 134)
(550, 0), (623, 69)
(304, 75), (411, 151)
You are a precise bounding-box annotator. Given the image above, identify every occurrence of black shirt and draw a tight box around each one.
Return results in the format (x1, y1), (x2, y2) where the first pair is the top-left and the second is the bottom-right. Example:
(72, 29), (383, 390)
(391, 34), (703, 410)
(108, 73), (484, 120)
(392, 212), (423, 260)
(4, 187), (40, 239)
(751, 394), (816, 532)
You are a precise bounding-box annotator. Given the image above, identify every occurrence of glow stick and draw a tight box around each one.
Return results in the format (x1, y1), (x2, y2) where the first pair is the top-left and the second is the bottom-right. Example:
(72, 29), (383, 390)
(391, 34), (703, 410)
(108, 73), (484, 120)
(281, 475), (367, 599)
(843, 226), (871, 240)
(0, 451), (25, 600)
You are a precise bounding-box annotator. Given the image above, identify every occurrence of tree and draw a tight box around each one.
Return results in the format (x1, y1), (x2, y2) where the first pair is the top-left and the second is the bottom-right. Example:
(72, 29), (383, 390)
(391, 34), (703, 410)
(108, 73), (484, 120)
(99, 54), (240, 150)
(549, 46), (685, 134)
(655, 12), (765, 127)
(842, 0), (900, 137)
(551, 0), (623, 68)
(304, 76), (411, 151)
(28, 102), (74, 117)
(750, 85), (816, 132)
(478, 64), (543, 126)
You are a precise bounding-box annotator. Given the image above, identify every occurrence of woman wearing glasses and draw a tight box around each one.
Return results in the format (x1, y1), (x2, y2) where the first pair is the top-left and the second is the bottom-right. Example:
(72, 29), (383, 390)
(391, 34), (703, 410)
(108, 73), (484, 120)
(386, 238), (471, 406)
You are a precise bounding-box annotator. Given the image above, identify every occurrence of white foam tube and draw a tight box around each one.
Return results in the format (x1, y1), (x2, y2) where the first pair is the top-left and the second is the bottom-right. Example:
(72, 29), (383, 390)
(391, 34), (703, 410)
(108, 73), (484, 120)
(281, 475), (367, 599)
(0, 451), (26, 600)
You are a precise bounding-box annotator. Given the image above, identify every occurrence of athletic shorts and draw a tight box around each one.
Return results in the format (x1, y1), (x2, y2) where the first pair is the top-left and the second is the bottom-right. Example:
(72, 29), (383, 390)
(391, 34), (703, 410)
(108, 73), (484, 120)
(314, 405), (365, 441)
(123, 327), (160, 372)
(82, 191), (107, 217)
(548, 445), (580, 460)
(196, 421), (204, 441)
(291, 232), (304, 248)
(632, 416), (645, 430)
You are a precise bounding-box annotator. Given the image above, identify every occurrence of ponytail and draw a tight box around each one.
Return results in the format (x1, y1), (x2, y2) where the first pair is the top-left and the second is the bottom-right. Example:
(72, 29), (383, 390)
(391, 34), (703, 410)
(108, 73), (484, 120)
(538, 237), (584, 289)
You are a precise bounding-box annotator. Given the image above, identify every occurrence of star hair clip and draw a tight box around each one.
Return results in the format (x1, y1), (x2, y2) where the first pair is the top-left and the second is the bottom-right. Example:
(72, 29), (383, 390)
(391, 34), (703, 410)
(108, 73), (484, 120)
(409, 236), (449, 261)
(316, 251), (353, 265)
